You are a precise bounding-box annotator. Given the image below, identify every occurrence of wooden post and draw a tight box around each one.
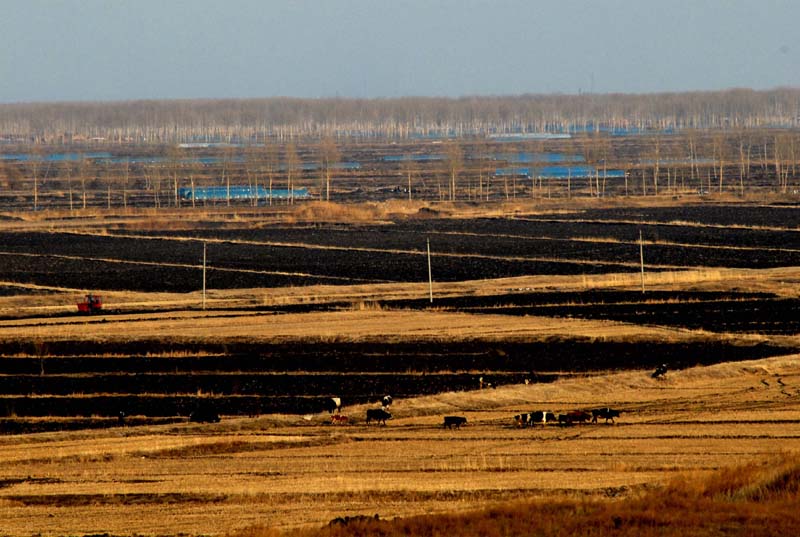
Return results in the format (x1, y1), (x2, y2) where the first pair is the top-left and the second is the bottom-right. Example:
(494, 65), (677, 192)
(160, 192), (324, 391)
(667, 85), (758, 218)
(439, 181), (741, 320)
(639, 230), (645, 294)
(202, 241), (207, 310)
(427, 238), (433, 303)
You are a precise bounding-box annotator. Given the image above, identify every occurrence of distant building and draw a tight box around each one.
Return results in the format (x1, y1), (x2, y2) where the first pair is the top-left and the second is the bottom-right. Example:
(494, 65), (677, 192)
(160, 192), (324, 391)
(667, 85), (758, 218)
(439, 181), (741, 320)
(178, 185), (310, 201)
(494, 165), (626, 179)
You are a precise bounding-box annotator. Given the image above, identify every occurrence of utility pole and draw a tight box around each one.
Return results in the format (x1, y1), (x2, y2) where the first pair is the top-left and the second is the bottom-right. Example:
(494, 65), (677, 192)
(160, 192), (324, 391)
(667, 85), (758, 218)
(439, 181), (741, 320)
(639, 230), (645, 294)
(202, 241), (207, 310)
(427, 238), (433, 303)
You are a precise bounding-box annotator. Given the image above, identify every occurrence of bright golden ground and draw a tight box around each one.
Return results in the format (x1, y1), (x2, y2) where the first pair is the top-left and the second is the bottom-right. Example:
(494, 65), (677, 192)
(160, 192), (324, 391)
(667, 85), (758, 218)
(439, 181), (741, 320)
(0, 203), (798, 536)
(1, 354), (798, 536)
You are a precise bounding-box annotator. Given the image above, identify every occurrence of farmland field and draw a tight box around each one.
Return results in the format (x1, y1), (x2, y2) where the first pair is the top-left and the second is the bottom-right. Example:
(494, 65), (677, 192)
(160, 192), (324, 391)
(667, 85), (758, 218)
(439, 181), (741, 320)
(0, 198), (798, 535)
(0, 355), (799, 536)
(1, 204), (799, 293)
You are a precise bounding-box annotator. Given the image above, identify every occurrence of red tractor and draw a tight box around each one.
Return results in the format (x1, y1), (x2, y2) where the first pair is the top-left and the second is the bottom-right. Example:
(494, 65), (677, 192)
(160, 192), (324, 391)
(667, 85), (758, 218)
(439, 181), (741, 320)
(77, 293), (103, 314)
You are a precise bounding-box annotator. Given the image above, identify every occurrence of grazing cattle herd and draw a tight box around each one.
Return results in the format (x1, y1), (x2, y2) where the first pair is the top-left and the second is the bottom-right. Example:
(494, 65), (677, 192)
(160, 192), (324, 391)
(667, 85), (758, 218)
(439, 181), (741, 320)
(355, 406), (621, 429)
(182, 392), (624, 430)
(329, 393), (622, 430)
(515, 408), (621, 428)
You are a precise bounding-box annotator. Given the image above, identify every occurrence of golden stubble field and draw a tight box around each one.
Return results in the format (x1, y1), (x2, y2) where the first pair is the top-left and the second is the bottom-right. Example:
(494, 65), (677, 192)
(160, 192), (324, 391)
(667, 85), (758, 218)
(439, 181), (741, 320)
(2, 265), (799, 346)
(0, 201), (798, 536)
(1, 353), (799, 536)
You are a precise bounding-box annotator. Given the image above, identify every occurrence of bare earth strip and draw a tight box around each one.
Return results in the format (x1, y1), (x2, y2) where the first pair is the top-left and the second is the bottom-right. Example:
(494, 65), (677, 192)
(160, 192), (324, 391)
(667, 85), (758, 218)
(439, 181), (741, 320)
(1, 355), (799, 536)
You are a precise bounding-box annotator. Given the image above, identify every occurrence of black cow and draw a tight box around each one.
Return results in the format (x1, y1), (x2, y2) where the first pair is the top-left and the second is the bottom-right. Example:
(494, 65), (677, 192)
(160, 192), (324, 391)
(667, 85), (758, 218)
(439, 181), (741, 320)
(591, 407), (621, 424)
(530, 410), (556, 426)
(366, 408), (392, 425)
(443, 416), (467, 429)
(329, 514), (380, 526)
(652, 364), (668, 379)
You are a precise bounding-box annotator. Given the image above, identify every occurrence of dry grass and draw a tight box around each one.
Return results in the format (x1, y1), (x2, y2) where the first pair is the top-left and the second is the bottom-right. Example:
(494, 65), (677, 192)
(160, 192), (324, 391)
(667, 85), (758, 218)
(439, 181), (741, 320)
(1, 192), (796, 233)
(288, 201), (389, 224)
(0, 260), (798, 345)
(1, 355), (799, 536)
(0, 307), (750, 345)
(2, 261), (798, 319)
(260, 454), (800, 537)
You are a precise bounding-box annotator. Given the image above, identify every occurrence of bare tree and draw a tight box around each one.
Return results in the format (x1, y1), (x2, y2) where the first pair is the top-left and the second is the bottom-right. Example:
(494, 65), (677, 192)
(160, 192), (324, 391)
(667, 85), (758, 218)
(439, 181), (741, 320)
(686, 131), (698, 188)
(738, 134), (752, 197)
(77, 155), (89, 209)
(652, 136), (661, 196)
(320, 136), (340, 202)
(445, 140), (463, 201)
(264, 141), (279, 206)
(57, 159), (75, 212)
(285, 143), (300, 204)
(712, 133), (727, 194)
(122, 157), (130, 210)
(401, 154), (417, 202)
(220, 145), (236, 206)
(244, 146), (259, 207)
(28, 146), (45, 210)
(775, 133), (792, 193)
(167, 145), (184, 207)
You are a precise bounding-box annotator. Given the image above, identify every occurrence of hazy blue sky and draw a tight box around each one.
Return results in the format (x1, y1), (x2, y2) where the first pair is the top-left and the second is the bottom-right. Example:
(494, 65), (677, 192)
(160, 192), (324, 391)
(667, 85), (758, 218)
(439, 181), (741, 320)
(1, 0), (798, 103)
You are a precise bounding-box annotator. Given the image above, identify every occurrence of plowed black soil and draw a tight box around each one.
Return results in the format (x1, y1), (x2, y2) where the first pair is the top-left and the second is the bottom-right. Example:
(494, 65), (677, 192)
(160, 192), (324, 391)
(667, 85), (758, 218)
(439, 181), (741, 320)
(0, 205), (797, 292)
(0, 340), (793, 427)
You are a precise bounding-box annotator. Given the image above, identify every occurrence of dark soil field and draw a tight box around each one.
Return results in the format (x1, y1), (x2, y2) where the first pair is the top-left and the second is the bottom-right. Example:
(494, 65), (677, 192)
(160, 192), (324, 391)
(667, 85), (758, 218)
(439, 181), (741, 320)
(574, 203), (800, 228)
(0, 204), (798, 293)
(387, 290), (800, 335)
(0, 202), (798, 432)
(0, 338), (794, 428)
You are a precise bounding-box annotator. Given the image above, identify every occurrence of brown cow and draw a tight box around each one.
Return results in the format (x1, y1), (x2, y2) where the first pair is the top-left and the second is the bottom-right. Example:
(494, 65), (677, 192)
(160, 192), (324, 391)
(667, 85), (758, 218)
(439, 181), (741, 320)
(558, 410), (592, 426)
(330, 414), (349, 425)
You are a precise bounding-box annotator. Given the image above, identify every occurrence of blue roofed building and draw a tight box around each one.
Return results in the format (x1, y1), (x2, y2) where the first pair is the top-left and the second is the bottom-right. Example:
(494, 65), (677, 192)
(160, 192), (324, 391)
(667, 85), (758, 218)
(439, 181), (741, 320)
(178, 185), (310, 201)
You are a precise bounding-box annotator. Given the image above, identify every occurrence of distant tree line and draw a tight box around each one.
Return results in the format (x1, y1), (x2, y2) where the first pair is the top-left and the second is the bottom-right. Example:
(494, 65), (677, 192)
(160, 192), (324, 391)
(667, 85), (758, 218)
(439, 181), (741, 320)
(2, 88), (800, 144)
(1, 126), (798, 212)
